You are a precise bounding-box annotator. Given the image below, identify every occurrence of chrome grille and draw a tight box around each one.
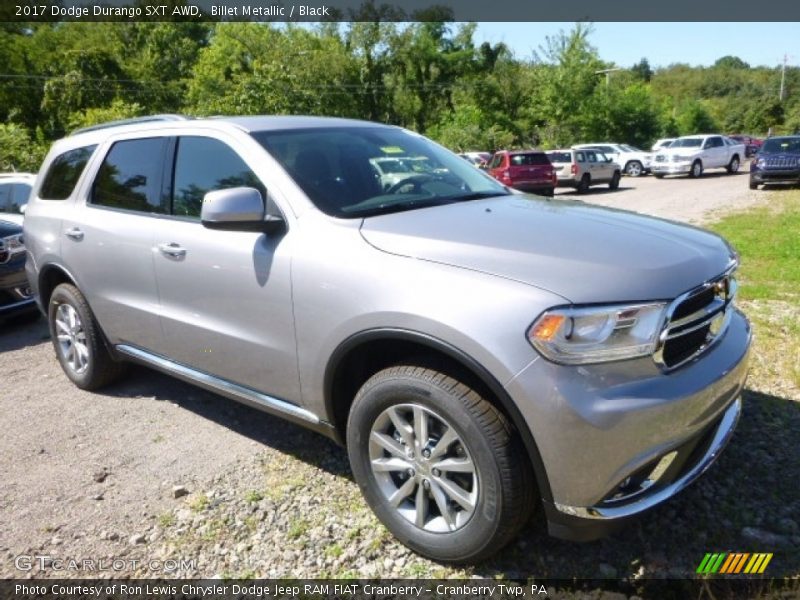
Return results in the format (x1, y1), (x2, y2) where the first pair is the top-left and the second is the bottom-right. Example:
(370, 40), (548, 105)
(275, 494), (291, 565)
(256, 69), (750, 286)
(654, 268), (737, 370)
(764, 156), (799, 169)
(655, 155), (666, 162)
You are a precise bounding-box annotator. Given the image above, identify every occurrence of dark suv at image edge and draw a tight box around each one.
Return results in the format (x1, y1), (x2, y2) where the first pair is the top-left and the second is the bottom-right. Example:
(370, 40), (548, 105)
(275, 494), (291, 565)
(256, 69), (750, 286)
(750, 135), (800, 189)
(23, 115), (751, 563)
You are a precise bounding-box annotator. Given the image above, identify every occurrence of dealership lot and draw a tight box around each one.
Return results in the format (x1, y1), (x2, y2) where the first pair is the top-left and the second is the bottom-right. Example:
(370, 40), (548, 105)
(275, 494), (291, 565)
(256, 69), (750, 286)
(1, 171), (798, 580)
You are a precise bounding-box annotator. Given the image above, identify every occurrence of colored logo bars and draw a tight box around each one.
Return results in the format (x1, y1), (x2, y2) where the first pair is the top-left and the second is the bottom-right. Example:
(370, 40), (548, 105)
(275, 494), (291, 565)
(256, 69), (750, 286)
(696, 553), (773, 574)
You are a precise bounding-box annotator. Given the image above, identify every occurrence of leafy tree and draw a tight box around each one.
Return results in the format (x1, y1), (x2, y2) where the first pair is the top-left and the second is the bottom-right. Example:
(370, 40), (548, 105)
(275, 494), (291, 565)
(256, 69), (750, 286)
(631, 58), (653, 82)
(0, 123), (46, 172)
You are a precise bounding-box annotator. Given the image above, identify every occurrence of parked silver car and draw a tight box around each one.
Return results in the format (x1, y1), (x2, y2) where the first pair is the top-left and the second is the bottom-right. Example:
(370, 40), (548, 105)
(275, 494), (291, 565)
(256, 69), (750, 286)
(24, 115), (751, 562)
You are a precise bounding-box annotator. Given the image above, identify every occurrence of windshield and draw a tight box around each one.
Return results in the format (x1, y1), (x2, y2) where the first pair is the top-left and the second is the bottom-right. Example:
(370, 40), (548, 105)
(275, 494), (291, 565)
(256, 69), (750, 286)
(252, 127), (507, 218)
(761, 137), (800, 153)
(621, 144), (642, 152)
(670, 138), (703, 148)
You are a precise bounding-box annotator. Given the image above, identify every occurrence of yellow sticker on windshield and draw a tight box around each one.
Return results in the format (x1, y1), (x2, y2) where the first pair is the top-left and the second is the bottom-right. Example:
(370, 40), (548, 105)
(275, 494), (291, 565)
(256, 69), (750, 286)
(380, 146), (405, 154)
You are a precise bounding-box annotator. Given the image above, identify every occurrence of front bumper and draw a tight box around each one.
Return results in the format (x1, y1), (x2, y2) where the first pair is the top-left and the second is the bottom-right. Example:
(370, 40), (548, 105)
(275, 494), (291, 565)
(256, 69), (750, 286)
(0, 256), (37, 317)
(750, 169), (800, 185)
(652, 163), (692, 175)
(505, 308), (751, 540)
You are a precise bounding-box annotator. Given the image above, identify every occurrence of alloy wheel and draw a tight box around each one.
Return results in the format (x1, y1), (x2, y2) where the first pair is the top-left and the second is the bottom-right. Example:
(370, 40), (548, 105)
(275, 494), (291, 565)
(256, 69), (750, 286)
(55, 303), (90, 374)
(368, 403), (478, 533)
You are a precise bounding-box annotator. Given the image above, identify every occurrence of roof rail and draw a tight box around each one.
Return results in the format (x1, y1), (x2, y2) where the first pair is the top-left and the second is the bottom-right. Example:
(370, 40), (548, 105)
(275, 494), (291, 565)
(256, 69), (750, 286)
(70, 114), (192, 136)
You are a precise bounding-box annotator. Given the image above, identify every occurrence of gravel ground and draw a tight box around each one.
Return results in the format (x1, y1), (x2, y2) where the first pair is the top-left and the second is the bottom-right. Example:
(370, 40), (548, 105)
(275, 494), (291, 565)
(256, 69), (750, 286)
(1, 170), (798, 584)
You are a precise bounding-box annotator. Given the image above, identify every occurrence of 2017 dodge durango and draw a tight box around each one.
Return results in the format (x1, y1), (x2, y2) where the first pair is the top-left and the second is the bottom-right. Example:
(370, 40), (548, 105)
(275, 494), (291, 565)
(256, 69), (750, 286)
(24, 115), (751, 562)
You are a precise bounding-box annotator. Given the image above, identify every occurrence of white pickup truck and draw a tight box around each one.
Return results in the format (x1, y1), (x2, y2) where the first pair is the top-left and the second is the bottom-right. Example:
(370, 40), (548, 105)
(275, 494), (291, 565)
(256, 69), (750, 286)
(652, 134), (745, 178)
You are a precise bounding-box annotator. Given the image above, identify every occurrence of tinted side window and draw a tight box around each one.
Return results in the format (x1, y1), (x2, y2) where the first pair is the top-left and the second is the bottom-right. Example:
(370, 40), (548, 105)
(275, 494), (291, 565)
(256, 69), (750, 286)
(488, 154), (503, 169)
(92, 138), (168, 213)
(172, 137), (265, 218)
(575, 151), (585, 162)
(0, 184), (10, 212)
(39, 145), (97, 200)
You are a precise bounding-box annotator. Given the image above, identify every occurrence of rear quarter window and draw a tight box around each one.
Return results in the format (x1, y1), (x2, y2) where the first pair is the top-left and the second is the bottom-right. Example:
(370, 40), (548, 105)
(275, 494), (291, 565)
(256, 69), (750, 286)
(547, 152), (572, 163)
(39, 145), (97, 200)
(510, 153), (550, 166)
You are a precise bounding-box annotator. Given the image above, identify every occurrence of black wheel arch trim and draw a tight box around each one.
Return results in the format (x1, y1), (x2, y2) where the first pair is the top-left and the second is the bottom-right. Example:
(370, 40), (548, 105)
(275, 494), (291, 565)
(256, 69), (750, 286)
(324, 327), (554, 503)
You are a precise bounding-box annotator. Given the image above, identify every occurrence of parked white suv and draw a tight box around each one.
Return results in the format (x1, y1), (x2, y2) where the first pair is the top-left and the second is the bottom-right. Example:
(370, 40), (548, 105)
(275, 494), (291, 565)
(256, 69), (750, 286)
(652, 135), (745, 178)
(546, 148), (621, 193)
(574, 143), (652, 177)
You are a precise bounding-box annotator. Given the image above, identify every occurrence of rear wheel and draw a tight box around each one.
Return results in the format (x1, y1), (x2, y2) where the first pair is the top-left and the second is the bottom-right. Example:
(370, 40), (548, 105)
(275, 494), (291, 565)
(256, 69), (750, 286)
(727, 155), (740, 174)
(654, 173), (665, 179)
(347, 365), (535, 563)
(541, 187), (555, 197)
(624, 161), (643, 177)
(48, 283), (126, 390)
(609, 171), (621, 190)
(576, 173), (590, 194)
(690, 160), (703, 178)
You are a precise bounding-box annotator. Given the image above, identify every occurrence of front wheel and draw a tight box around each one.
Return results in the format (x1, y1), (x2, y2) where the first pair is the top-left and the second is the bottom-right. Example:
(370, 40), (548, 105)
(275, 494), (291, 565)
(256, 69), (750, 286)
(689, 160), (703, 178)
(749, 180), (759, 190)
(609, 171), (621, 190)
(347, 365), (534, 563)
(48, 283), (126, 390)
(625, 161), (643, 177)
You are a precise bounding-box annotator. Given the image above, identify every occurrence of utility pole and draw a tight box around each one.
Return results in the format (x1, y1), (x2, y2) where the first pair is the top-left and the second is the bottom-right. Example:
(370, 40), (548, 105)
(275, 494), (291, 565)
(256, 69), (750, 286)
(779, 54), (787, 101)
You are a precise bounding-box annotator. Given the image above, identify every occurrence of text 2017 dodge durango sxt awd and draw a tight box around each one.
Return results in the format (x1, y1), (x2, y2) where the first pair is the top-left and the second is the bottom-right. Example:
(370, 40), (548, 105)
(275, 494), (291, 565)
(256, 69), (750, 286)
(23, 115), (751, 562)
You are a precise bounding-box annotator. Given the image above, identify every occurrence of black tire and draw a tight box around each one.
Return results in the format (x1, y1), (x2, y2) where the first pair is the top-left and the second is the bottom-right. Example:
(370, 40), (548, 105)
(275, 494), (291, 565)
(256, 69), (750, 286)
(727, 155), (740, 174)
(48, 283), (126, 390)
(749, 180), (759, 190)
(654, 173), (665, 179)
(624, 160), (644, 177)
(689, 160), (703, 178)
(541, 187), (555, 197)
(576, 173), (590, 194)
(609, 171), (621, 190)
(347, 364), (535, 563)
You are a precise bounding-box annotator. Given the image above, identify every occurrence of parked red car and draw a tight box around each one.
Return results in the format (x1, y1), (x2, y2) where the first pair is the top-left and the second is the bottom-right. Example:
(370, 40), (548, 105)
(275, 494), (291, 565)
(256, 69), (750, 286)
(486, 150), (556, 196)
(729, 135), (763, 157)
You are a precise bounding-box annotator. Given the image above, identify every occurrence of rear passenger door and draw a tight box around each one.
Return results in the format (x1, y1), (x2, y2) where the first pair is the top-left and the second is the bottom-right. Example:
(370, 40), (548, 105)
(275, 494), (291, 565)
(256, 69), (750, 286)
(149, 135), (300, 402)
(585, 150), (610, 182)
(60, 137), (167, 350)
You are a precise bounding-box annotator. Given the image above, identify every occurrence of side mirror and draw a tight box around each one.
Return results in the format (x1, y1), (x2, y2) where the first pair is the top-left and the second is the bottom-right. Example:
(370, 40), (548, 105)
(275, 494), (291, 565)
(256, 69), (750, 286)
(201, 187), (284, 234)
(606, 157), (613, 163)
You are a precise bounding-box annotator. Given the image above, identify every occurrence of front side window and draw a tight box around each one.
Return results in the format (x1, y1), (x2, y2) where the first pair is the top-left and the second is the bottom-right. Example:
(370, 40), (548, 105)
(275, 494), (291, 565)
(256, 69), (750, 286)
(92, 138), (168, 213)
(671, 138), (703, 149)
(252, 127), (507, 218)
(172, 137), (264, 218)
(39, 145), (97, 200)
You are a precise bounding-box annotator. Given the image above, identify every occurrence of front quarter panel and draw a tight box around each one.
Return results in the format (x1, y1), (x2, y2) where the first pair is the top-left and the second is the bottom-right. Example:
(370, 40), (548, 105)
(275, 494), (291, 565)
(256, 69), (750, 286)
(290, 213), (567, 417)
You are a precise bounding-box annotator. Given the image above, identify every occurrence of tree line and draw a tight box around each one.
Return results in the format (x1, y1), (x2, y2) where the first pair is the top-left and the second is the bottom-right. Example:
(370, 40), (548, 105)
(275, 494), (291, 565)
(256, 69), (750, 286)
(2, 21), (799, 172)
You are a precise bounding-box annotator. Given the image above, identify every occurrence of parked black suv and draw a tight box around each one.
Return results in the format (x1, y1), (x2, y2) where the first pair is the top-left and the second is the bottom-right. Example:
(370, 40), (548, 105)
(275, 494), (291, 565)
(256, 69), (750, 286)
(749, 135), (800, 189)
(0, 219), (36, 321)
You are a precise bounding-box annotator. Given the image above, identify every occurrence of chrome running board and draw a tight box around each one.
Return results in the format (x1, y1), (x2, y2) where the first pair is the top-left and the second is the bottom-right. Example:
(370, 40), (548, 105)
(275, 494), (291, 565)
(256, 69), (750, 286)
(116, 344), (320, 425)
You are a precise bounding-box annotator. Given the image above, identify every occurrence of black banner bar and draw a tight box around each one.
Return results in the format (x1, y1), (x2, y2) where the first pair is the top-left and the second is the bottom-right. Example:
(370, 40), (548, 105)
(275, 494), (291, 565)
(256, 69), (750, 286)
(3, 0), (800, 22)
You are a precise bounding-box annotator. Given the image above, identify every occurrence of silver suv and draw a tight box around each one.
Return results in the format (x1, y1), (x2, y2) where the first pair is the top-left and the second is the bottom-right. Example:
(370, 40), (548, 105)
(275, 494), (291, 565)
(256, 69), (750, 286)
(24, 115), (751, 562)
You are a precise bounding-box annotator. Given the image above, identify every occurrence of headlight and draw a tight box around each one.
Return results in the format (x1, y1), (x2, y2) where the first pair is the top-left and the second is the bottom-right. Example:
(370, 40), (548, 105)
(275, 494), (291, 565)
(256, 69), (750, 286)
(528, 303), (667, 364)
(755, 158), (766, 168)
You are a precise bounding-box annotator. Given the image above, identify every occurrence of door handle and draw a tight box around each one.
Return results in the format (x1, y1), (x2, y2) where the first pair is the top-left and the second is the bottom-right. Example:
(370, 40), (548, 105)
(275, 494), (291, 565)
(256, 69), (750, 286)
(64, 227), (84, 241)
(157, 242), (187, 258)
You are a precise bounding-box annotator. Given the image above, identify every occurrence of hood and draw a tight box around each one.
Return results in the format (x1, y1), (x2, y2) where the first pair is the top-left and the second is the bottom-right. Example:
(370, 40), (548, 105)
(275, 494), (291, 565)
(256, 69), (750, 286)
(359, 196), (736, 304)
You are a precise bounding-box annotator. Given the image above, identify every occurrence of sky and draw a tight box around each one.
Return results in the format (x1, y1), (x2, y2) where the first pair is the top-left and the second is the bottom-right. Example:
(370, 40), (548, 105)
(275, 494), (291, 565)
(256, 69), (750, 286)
(475, 23), (799, 69)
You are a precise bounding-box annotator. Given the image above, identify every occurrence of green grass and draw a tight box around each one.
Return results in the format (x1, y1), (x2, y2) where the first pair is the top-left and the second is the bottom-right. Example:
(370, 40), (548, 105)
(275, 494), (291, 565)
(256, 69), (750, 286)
(709, 191), (800, 392)
(711, 192), (800, 302)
